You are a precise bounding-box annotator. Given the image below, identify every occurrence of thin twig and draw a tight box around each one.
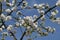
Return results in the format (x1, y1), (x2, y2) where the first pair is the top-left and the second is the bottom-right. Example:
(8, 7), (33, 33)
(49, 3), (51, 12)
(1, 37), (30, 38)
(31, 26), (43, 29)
(20, 5), (57, 40)
(7, 0), (24, 16)
(0, 2), (17, 40)
(34, 5), (57, 23)
(17, 0), (24, 7)
(9, 31), (17, 40)
(20, 29), (27, 40)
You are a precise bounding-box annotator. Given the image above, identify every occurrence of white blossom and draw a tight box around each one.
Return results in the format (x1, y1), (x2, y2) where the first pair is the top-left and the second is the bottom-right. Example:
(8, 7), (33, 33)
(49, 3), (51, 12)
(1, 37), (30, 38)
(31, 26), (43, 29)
(53, 28), (55, 32)
(12, 0), (16, 4)
(24, 16), (32, 21)
(5, 16), (12, 21)
(33, 15), (38, 20)
(51, 10), (58, 16)
(51, 28), (55, 33)
(37, 28), (41, 31)
(5, 9), (11, 13)
(22, 16), (38, 29)
(27, 26), (30, 29)
(56, 17), (60, 20)
(21, 20), (25, 24)
(16, 11), (22, 15)
(46, 26), (55, 33)
(2, 32), (8, 36)
(56, 18), (60, 24)
(2, 25), (5, 29)
(38, 3), (45, 9)
(51, 12), (56, 16)
(21, 1), (28, 9)
(47, 27), (55, 33)
(33, 23), (38, 28)
(23, 1), (28, 5)
(6, 0), (16, 7)
(0, 28), (2, 31)
(56, 0), (60, 6)
(28, 20), (33, 26)
(7, 25), (13, 31)
(54, 9), (58, 13)
(45, 3), (50, 9)
(1, 14), (6, 19)
(37, 10), (45, 15)
(47, 26), (52, 32)
(33, 4), (39, 8)
(15, 22), (20, 27)
(45, 27), (48, 29)
(24, 16), (33, 23)
(6, 2), (14, 7)
(11, 6), (17, 11)
(40, 10), (45, 14)
(53, 18), (60, 24)
(19, 19), (25, 26)
(40, 15), (45, 20)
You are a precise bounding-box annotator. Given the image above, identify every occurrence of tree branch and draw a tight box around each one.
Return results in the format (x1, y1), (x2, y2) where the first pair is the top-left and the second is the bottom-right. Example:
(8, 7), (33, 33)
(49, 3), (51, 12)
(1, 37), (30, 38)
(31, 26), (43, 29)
(34, 5), (57, 23)
(20, 29), (26, 40)
(7, 0), (25, 16)
(0, 2), (17, 40)
(17, 0), (24, 7)
(20, 5), (57, 40)
(9, 31), (17, 40)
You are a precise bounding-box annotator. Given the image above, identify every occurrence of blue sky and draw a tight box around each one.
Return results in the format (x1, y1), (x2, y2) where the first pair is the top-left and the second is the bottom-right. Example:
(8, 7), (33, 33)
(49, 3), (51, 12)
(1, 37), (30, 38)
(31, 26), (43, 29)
(1, 0), (60, 40)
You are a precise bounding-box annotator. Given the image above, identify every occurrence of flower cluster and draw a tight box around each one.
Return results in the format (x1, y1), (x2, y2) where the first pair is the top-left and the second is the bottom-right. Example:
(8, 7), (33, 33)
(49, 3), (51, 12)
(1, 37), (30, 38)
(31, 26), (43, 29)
(6, 0), (16, 7)
(0, 14), (12, 21)
(0, 0), (60, 40)
(7, 25), (13, 31)
(33, 3), (45, 9)
(19, 15), (38, 29)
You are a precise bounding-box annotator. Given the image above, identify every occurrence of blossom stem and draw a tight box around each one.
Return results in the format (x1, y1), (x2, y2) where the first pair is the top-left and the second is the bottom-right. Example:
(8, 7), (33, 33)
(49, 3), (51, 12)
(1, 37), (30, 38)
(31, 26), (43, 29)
(20, 29), (27, 40)
(7, 0), (25, 16)
(17, 0), (24, 7)
(0, 2), (17, 40)
(9, 31), (17, 40)
(34, 5), (57, 23)
(20, 5), (57, 40)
